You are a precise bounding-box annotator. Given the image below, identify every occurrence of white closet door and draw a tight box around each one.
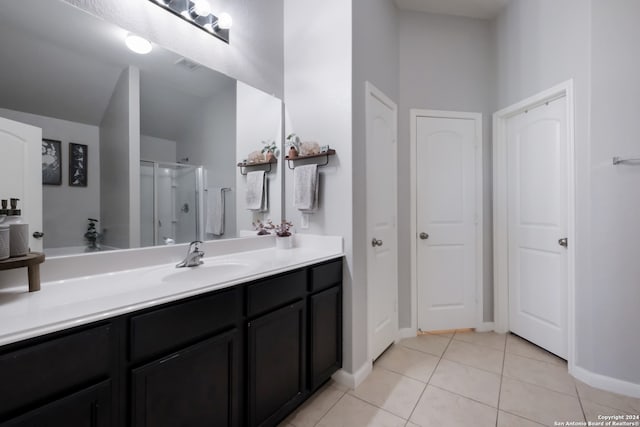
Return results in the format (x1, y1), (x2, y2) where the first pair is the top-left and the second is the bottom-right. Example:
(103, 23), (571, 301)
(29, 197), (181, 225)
(416, 115), (479, 331)
(506, 96), (568, 359)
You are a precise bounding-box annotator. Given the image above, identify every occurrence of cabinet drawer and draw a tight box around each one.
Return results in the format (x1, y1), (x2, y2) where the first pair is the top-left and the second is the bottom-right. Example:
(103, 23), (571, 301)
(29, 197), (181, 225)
(130, 287), (241, 363)
(247, 270), (306, 318)
(0, 324), (112, 420)
(309, 259), (342, 293)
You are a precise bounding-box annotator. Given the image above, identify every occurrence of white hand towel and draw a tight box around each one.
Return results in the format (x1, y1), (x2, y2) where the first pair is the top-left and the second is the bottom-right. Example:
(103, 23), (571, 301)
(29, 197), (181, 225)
(206, 187), (225, 236)
(246, 170), (266, 211)
(294, 164), (318, 211)
(262, 176), (269, 212)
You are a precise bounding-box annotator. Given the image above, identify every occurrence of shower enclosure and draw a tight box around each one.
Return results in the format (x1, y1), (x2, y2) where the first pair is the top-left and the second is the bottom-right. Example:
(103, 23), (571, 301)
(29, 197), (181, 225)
(140, 160), (205, 246)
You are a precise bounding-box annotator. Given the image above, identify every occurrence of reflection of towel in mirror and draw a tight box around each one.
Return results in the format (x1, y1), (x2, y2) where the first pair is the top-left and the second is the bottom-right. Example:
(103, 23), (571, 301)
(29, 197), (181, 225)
(246, 171), (268, 211)
(206, 187), (225, 236)
(294, 164), (318, 211)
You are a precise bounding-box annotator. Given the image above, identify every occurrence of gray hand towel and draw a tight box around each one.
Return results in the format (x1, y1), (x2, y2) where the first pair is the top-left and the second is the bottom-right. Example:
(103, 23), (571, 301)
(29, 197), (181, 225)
(294, 164), (318, 211)
(206, 187), (225, 236)
(246, 171), (265, 210)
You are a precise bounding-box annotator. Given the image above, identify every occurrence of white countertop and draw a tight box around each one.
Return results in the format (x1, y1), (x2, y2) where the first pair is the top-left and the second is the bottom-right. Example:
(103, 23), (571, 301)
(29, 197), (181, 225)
(0, 236), (343, 347)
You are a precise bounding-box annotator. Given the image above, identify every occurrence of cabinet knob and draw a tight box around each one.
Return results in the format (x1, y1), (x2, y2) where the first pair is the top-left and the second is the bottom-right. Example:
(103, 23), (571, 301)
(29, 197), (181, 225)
(419, 232), (429, 240)
(371, 238), (383, 247)
(33, 231), (44, 239)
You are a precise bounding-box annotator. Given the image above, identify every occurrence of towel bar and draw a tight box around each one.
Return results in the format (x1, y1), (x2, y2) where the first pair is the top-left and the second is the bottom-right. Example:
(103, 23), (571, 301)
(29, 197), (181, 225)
(613, 156), (640, 165)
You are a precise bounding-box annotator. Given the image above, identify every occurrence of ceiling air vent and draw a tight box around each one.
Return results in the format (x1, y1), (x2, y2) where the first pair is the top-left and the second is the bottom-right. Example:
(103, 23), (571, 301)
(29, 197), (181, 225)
(174, 57), (201, 72)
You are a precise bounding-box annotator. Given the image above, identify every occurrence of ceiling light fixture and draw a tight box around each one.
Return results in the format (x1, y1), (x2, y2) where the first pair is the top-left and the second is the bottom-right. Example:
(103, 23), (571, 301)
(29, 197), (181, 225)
(148, 0), (232, 44)
(125, 34), (153, 54)
(191, 0), (211, 17)
(216, 12), (233, 30)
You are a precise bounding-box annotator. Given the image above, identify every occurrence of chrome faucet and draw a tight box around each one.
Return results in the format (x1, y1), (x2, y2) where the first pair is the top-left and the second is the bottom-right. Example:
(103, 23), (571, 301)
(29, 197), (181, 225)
(176, 241), (205, 268)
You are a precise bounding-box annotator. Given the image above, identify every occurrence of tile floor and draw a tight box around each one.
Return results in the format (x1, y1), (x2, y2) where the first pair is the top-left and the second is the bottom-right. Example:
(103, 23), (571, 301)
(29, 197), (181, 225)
(280, 331), (640, 427)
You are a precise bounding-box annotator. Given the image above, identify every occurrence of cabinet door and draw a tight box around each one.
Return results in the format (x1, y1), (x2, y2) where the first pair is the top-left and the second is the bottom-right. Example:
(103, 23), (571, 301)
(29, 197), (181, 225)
(1, 380), (111, 427)
(0, 324), (113, 420)
(131, 329), (240, 427)
(247, 300), (306, 427)
(309, 286), (342, 390)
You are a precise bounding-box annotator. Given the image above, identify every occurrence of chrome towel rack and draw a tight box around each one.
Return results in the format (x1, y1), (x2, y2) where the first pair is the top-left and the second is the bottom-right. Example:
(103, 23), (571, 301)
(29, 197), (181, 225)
(613, 156), (640, 165)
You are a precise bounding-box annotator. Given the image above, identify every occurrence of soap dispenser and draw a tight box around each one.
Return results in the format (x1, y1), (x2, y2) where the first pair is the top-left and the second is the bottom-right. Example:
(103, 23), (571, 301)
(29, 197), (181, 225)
(0, 200), (8, 260)
(5, 198), (29, 257)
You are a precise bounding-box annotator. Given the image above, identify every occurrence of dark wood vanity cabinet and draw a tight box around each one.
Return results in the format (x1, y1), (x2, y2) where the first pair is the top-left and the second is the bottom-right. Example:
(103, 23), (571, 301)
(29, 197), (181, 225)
(0, 257), (343, 427)
(128, 288), (243, 427)
(131, 329), (241, 427)
(246, 270), (308, 427)
(309, 260), (343, 391)
(1, 380), (113, 427)
(309, 286), (342, 390)
(0, 323), (116, 426)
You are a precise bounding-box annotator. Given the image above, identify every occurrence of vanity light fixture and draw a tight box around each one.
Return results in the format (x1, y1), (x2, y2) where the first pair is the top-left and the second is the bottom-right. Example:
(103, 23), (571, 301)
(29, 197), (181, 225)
(125, 34), (153, 54)
(148, 0), (232, 43)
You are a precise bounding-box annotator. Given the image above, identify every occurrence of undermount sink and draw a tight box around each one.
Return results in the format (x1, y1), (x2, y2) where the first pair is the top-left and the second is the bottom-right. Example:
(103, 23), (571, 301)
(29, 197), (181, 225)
(161, 261), (252, 284)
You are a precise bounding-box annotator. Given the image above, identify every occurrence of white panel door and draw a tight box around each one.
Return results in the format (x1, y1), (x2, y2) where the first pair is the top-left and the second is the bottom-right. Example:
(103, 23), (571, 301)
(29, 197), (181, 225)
(416, 116), (478, 331)
(0, 116), (43, 252)
(366, 83), (398, 360)
(506, 97), (568, 359)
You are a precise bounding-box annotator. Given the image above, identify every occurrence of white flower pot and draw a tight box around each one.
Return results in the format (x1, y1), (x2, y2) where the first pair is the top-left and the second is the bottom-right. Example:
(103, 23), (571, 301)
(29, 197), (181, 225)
(275, 235), (293, 249)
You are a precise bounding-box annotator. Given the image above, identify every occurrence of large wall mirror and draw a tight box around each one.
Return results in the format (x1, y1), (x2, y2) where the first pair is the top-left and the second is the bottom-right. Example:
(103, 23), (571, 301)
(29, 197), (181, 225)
(0, 0), (282, 257)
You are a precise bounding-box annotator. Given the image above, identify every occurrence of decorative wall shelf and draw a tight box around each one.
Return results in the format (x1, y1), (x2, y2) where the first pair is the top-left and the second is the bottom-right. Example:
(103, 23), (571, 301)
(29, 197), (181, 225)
(0, 252), (45, 292)
(237, 158), (277, 176)
(286, 149), (336, 170)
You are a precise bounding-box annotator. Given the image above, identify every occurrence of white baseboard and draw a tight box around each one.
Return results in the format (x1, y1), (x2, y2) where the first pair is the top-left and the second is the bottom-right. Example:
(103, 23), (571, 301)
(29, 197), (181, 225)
(332, 360), (373, 390)
(571, 364), (640, 399)
(475, 322), (495, 333)
(398, 328), (417, 340)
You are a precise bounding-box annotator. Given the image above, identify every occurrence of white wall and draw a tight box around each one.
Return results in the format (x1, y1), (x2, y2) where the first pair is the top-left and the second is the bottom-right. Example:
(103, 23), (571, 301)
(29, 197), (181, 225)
(284, 0), (354, 370)
(494, 0), (594, 375)
(178, 82), (237, 239)
(236, 81), (283, 230)
(63, 0), (284, 99)
(99, 66), (140, 249)
(0, 108), (100, 249)
(351, 0), (398, 373)
(587, 0), (640, 386)
(496, 0), (640, 392)
(398, 11), (496, 325)
(140, 135), (177, 163)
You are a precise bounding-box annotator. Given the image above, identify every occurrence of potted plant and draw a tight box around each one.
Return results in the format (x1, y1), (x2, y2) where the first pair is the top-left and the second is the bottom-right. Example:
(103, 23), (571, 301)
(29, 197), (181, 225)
(252, 219), (294, 248)
(261, 140), (279, 162)
(260, 219), (294, 249)
(286, 133), (300, 158)
(252, 220), (271, 236)
(84, 218), (103, 251)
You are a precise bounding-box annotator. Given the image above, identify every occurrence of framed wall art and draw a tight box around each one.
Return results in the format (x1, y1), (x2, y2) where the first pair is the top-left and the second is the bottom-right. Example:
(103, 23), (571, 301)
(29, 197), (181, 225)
(42, 139), (62, 185)
(69, 143), (88, 187)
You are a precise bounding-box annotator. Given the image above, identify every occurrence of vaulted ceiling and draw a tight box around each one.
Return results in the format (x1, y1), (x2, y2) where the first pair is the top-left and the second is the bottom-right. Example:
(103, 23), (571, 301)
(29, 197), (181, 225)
(395, 0), (509, 19)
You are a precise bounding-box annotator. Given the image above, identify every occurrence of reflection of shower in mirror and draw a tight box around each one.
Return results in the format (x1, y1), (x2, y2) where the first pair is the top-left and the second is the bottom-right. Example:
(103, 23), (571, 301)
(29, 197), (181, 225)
(140, 160), (205, 246)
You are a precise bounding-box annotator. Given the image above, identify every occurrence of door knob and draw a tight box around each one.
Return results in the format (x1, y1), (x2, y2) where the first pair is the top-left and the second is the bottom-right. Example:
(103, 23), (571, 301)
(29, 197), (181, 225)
(419, 232), (429, 240)
(32, 231), (44, 239)
(558, 238), (568, 248)
(371, 238), (383, 247)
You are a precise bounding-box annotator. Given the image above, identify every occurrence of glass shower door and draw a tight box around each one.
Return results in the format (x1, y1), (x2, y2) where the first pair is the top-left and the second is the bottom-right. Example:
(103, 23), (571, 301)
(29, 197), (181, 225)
(140, 161), (203, 246)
